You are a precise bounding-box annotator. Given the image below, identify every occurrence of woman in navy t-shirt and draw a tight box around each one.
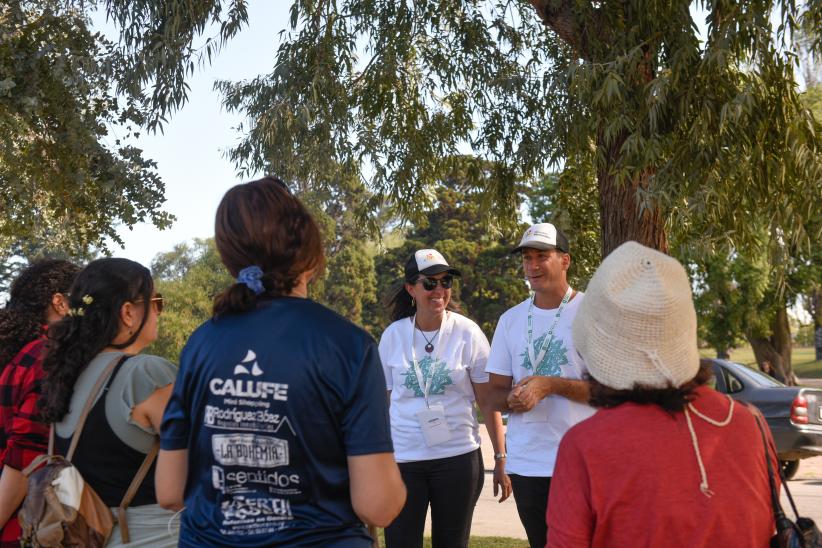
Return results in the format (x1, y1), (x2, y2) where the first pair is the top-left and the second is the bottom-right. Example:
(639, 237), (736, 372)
(156, 176), (406, 547)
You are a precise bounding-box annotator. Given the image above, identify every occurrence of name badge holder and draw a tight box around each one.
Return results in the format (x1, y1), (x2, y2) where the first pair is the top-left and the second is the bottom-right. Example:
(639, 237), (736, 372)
(522, 286), (573, 423)
(411, 314), (453, 447)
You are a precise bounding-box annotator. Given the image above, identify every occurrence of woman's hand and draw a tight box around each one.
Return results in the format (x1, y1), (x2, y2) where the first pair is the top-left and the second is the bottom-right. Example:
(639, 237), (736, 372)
(492, 460), (512, 503)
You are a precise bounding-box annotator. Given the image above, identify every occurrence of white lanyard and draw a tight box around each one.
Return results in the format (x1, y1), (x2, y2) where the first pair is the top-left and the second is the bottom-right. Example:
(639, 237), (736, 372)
(410, 312), (449, 408)
(527, 286), (573, 371)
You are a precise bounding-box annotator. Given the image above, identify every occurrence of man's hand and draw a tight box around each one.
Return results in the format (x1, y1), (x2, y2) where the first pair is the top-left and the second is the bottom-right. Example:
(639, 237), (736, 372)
(493, 460), (512, 503)
(506, 376), (553, 412)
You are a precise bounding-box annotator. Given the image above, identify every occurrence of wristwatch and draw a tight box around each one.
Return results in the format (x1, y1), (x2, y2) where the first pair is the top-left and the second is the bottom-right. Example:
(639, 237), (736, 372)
(494, 452), (507, 461)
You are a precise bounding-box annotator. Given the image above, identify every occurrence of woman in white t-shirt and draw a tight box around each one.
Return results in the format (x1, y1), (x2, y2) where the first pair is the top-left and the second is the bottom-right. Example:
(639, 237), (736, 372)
(379, 249), (511, 548)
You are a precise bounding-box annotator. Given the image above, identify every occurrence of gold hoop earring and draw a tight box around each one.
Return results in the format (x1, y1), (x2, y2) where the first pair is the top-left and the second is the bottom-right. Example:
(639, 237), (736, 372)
(411, 297), (416, 307)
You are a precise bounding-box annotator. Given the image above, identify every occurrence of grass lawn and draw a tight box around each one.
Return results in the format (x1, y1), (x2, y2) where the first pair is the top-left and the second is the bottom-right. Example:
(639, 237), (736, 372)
(375, 531), (529, 547)
(699, 345), (822, 378)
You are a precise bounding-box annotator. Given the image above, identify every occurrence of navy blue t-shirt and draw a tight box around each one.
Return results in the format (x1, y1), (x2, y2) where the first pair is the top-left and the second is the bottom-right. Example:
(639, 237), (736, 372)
(160, 297), (393, 547)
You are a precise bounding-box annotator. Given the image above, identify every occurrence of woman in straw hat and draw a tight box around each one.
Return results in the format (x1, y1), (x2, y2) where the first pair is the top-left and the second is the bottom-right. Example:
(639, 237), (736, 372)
(546, 241), (776, 547)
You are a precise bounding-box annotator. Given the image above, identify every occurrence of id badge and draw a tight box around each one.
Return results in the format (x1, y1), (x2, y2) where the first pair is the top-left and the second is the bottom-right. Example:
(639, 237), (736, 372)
(416, 404), (452, 447)
(522, 402), (549, 423)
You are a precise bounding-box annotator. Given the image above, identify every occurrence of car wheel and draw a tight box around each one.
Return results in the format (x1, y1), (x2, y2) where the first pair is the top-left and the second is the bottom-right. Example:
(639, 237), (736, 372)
(780, 460), (800, 480)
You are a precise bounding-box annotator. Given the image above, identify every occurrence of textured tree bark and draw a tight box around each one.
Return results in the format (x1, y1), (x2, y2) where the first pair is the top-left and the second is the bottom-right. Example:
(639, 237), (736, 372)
(810, 288), (822, 361)
(530, 0), (667, 256)
(771, 306), (793, 379)
(596, 132), (668, 257)
(748, 336), (792, 385)
(747, 306), (794, 385)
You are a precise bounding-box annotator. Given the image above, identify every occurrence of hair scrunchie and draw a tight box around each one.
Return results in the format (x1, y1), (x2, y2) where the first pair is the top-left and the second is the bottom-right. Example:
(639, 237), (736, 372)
(237, 266), (265, 295)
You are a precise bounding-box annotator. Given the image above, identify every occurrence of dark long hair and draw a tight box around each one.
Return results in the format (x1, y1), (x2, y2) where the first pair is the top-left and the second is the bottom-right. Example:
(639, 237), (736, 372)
(588, 360), (715, 413)
(0, 259), (80, 369)
(40, 258), (154, 422)
(213, 176), (325, 317)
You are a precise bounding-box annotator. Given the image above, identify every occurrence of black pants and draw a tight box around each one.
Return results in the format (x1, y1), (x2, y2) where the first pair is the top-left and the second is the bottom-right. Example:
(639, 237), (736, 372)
(384, 448), (484, 548)
(509, 474), (552, 548)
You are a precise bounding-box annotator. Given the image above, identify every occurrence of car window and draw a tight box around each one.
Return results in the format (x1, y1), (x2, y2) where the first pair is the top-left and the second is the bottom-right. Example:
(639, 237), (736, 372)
(724, 370), (744, 393)
(733, 366), (784, 387)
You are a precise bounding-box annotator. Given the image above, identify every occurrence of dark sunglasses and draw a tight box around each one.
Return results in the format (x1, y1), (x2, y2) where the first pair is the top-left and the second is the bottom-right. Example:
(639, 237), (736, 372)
(417, 277), (453, 291)
(134, 293), (164, 314)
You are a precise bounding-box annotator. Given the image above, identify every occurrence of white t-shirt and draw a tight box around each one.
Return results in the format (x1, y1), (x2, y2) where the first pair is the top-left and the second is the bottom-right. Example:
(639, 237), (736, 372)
(485, 294), (595, 477)
(379, 311), (490, 462)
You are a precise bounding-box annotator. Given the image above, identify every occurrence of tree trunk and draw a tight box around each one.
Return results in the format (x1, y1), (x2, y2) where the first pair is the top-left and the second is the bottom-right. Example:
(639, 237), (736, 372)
(772, 306), (793, 377)
(810, 287), (822, 361)
(597, 132), (669, 257)
(716, 349), (730, 359)
(748, 336), (791, 385)
(747, 306), (794, 385)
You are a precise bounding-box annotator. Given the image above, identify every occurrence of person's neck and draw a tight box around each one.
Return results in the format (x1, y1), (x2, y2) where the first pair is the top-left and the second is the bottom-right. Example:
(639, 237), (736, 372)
(533, 283), (572, 309)
(415, 310), (444, 331)
(101, 341), (146, 356)
(289, 278), (309, 298)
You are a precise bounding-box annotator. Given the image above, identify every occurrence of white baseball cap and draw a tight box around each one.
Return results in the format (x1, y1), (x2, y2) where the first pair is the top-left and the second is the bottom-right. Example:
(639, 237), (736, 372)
(512, 223), (570, 254)
(404, 249), (461, 281)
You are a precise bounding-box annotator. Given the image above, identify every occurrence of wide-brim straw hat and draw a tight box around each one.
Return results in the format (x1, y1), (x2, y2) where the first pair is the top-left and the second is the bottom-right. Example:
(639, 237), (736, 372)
(572, 241), (699, 390)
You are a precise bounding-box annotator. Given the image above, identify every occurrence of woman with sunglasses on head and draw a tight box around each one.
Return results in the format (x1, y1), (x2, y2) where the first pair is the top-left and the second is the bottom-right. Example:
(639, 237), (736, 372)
(0, 259), (79, 547)
(380, 249), (511, 548)
(155, 177), (405, 547)
(40, 258), (178, 547)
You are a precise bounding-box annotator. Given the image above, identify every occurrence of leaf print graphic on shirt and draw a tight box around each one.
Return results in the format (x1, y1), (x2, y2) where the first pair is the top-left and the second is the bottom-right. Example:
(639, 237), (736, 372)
(519, 333), (568, 377)
(402, 357), (453, 397)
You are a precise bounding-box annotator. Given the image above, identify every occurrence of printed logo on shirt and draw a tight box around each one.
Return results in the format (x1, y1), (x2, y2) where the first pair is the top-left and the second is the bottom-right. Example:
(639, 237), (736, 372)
(402, 356), (453, 398)
(209, 349), (289, 401)
(212, 465), (302, 496)
(233, 349), (264, 376)
(204, 405), (297, 435)
(212, 433), (289, 467)
(220, 496), (293, 535)
(520, 333), (568, 376)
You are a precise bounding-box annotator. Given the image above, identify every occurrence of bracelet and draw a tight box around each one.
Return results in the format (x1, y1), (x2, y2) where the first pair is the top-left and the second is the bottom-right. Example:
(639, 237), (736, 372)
(494, 452), (507, 461)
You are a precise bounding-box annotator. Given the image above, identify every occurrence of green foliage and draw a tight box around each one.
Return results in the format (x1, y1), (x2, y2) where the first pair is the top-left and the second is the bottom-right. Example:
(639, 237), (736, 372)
(0, 2), (173, 256)
(371, 175), (528, 340)
(300, 173), (380, 328)
(526, 157), (601, 288)
(149, 239), (232, 362)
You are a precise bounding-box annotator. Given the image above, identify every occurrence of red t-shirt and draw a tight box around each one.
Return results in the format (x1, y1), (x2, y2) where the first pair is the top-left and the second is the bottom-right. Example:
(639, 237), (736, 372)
(547, 386), (776, 548)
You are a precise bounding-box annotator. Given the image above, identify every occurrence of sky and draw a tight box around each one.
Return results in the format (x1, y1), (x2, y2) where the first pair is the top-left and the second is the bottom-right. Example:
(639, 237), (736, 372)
(108, 2), (291, 267)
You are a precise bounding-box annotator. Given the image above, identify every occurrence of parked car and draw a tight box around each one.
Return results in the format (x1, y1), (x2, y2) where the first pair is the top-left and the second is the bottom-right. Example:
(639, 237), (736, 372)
(707, 358), (822, 479)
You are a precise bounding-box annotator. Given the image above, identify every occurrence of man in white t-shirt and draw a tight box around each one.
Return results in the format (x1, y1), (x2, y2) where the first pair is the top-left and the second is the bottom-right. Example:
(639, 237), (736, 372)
(485, 223), (596, 548)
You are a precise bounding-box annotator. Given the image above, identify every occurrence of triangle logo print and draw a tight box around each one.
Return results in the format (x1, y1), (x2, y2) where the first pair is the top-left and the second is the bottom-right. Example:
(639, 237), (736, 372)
(233, 350), (263, 376)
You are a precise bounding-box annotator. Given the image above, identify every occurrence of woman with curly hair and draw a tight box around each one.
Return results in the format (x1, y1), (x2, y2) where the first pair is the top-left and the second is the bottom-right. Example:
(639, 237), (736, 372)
(0, 259), (79, 547)
(40, 258), (178, 547)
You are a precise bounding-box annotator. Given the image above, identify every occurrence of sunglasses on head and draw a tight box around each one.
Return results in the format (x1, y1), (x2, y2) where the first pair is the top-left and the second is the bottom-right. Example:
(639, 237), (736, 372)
(417, 276), (453, 291)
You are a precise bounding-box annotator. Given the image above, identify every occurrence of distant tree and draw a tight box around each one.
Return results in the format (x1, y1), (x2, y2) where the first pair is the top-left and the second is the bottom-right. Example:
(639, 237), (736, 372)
(370, 171), (528, 340)
(150, 239), (232, 363)
(299, 174), (380, 329)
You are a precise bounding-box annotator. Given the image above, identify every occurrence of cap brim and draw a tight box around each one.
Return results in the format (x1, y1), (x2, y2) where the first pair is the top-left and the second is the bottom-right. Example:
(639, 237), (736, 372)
(418, 265), (461, 277)
(510, 242), (559, 254)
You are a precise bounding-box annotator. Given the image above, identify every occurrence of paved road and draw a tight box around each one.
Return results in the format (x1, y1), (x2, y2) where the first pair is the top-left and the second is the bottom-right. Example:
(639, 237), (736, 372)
(422, 429), (822, 540)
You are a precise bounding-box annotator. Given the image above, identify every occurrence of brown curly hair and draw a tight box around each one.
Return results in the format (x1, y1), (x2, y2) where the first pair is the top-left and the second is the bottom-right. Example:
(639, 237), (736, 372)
(0, 259), (80, 370)
(212, 176), (325, 316)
